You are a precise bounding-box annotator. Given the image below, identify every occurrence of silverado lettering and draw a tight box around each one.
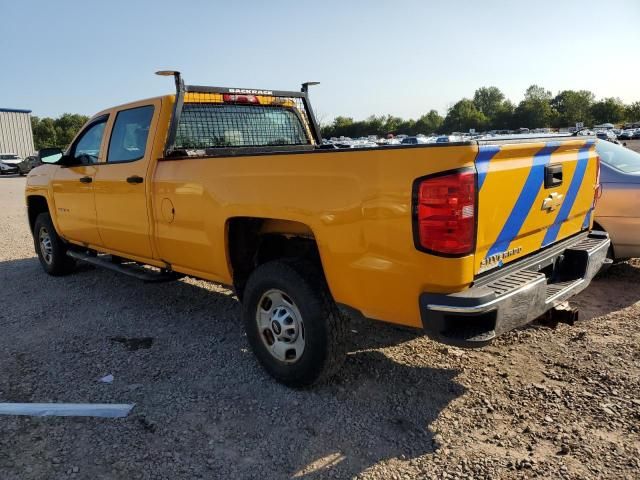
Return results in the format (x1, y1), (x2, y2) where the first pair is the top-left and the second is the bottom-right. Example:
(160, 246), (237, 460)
(479, 247), (523, 271)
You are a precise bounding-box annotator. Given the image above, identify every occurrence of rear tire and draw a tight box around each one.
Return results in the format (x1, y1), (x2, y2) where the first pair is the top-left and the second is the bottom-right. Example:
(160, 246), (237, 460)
(242, 260), (349, 387)
(33, 213), (76, 276)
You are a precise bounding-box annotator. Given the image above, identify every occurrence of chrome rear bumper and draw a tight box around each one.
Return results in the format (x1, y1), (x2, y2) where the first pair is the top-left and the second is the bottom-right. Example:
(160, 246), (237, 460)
(420, 231), (610, 347)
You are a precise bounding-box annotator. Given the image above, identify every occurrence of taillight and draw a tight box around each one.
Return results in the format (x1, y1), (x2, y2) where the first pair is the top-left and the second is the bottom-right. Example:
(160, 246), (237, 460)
(223, 94), (259, 104)
(594, 155), (603, 207)
(413, 169), (476, 256)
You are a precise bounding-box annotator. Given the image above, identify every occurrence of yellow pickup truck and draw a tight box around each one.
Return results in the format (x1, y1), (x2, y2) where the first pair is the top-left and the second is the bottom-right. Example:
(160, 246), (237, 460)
(25, 72), (609, 386)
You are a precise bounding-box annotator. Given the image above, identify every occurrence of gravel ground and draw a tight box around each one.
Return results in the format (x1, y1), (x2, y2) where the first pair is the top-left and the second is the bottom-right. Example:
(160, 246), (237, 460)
(0, 175), (638, 480)
(621, 139), (640, 154)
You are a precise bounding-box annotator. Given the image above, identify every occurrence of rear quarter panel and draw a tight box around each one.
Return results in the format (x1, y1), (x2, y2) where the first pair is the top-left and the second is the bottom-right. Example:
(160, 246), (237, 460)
(152, 144), (478, 328)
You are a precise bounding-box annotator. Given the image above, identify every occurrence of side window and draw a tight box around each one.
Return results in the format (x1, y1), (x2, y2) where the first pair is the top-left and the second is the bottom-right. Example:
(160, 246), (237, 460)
(107, 106), (154, 163)
(72, 119), (107, 164)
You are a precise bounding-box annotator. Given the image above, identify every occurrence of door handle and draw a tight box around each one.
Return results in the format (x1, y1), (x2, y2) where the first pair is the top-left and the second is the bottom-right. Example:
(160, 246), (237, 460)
(544, 164), (562, 188)
(126, 175), (144, 184)
(79, 176), (92, 184)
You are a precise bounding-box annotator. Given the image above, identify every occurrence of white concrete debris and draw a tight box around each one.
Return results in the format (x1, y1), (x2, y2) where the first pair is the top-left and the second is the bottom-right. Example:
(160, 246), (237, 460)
(98, 374), (114, 384)
(0, 403), (134, 418)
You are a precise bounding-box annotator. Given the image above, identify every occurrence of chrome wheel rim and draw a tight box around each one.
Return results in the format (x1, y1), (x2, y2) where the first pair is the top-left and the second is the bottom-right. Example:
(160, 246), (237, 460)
(39, 227), (53, 265)
(256, 289), (305, 363)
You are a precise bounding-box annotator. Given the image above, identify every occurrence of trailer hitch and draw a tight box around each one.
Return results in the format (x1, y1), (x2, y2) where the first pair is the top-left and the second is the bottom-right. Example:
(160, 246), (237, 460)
(539, 301), (579, 328)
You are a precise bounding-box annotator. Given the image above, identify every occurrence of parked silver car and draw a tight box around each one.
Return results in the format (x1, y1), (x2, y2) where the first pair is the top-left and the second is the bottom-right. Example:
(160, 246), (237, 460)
(0, 153), (21, 175)
(594, 140), (640, 260)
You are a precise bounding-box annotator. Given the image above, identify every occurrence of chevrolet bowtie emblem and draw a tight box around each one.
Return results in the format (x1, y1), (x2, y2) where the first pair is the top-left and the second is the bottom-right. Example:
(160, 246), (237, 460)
(542, 192), (564, 212)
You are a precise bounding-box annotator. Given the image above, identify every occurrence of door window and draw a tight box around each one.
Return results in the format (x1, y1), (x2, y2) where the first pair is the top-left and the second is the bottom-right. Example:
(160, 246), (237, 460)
(107, 106), (154, 163)
(71, 118), (107, 164)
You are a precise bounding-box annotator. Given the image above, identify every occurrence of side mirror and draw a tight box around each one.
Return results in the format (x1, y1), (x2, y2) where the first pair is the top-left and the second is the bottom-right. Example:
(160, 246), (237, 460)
(39, 148), (64, 164)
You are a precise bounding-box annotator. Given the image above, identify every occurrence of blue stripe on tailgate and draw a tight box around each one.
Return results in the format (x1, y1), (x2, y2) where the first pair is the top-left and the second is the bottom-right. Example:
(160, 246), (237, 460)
(476, 145), (501, 191)
(541, 140), (595, 247)
(487, 142), (560, 257)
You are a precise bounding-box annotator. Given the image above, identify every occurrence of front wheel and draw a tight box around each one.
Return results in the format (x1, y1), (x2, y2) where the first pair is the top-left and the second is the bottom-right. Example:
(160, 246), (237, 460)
(33, 213), (76, 276)
(242, 260), (349, 387)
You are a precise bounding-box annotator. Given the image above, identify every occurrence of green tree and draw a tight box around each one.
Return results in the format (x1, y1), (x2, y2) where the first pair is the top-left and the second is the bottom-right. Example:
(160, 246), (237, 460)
(54, 113), (89, 147)
(364, 115), (385, 136)
(473, 87), (505, 121)
(380, 115), (404, 135)
(322, 116), (354, 137)
(442, 99), (488, 133)
(415, 110), (444, 134)
(492, 100), (516, 130)
(31, 113), (89, 150)
(551, 90), (595, 127)
(625, 101), (640, 123)
(591, 97), (626, 125)
(514, 85), (557, 128)
(32, 117), (58, 149)
(524, 85), (553, 102)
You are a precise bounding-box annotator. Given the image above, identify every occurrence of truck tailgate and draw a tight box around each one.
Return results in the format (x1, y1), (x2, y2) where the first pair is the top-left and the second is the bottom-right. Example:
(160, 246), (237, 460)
(475, 138), (598, 275)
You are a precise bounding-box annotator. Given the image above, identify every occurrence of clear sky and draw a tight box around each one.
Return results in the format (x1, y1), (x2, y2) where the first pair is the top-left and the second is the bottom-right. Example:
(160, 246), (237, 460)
(1, 0), (639, 122)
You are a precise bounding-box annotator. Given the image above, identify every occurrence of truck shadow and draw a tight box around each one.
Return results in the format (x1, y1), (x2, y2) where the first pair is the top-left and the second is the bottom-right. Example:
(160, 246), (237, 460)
(287, 352), (462, 479)
(0, 256), (461, 480)
(567, 260), (640, 321)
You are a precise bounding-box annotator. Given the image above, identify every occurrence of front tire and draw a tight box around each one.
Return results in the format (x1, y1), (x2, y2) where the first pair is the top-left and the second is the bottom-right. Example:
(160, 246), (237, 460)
(243, 260), (349, 387)
(33, 213), (76, 276)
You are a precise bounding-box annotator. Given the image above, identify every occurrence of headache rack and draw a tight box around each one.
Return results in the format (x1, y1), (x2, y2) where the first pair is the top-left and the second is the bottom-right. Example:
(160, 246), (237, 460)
(156, 71), (322, 158)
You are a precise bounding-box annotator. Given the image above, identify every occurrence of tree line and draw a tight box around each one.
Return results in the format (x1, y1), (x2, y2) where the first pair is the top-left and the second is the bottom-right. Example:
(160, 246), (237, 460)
(31, 114), (89, 150)
(321, 85), (640, 138)
(29, 86), (640, 149)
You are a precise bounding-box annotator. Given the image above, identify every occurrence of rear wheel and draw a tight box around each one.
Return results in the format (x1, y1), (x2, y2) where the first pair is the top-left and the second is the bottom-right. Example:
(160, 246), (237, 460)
(242, 260), (349, 387)
(33, 213), (76, 276)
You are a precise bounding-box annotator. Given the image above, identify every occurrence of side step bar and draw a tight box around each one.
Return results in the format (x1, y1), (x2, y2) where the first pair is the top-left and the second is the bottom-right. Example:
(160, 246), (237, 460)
(67, 251), (180, 283)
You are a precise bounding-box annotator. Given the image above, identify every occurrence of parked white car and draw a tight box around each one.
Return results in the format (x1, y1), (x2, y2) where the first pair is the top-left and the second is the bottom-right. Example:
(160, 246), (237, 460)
(0, 153), (21, 175)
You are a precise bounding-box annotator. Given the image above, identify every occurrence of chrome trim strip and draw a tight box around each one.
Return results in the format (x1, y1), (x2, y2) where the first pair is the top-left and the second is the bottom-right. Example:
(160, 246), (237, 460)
(427, 276), (546, 314)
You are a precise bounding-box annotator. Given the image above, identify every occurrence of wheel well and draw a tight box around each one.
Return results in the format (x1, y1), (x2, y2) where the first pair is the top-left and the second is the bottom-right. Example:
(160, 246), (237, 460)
(27, 196), (49, 233)
(227, 218), (321, 300)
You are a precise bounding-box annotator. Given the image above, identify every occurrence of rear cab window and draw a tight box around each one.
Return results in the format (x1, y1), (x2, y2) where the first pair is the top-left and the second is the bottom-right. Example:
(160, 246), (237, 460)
(173, 95), (312, 154)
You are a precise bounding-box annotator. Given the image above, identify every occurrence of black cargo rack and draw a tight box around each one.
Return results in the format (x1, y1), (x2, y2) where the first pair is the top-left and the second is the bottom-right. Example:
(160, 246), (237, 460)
(156, 71), (323, 156)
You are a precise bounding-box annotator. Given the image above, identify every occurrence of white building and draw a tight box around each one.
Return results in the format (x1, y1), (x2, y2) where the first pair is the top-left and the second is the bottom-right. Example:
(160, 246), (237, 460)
(0, 108), (35, 158)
